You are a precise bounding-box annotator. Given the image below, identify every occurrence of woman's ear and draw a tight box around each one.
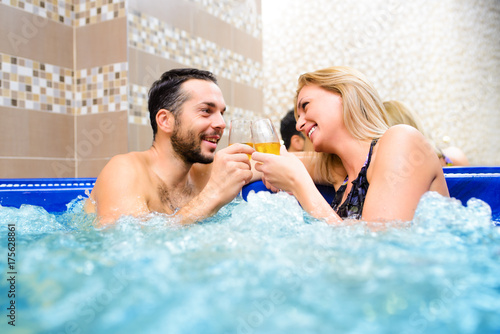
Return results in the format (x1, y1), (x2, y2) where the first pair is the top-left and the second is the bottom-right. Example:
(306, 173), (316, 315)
(156, 109), (175, 134)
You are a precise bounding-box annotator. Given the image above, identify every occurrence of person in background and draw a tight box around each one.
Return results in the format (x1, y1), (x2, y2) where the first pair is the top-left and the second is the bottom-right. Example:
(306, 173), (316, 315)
(383, 100), (470, 167)
(280, 109), (306, 152)
(85, 68), (255, 226)
(251, 66), (449, 224)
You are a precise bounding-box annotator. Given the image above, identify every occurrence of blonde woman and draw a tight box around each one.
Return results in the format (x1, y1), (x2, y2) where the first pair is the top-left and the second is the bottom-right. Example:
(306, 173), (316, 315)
(252, 66), (449, 223)
(383, 100), (470, 167)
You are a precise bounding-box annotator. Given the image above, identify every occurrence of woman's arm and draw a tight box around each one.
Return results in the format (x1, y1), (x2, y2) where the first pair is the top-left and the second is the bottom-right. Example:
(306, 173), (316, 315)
(362, 125), (449, 222)
(252, 146), (343, 224)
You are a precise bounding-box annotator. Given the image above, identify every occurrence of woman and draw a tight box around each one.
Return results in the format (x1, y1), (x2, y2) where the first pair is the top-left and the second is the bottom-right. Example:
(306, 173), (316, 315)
(252, 66), (449, 224)
(383, 100), (470, 167)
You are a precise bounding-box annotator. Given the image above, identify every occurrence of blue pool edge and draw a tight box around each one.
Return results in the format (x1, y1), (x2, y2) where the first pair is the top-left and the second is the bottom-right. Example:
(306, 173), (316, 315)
(0, 167), (499, 222)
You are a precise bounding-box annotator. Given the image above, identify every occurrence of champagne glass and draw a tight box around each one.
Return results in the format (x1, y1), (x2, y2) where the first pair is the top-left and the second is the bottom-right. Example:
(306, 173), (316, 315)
(251, 118), (281, 155)
(228, 119), (254, 158)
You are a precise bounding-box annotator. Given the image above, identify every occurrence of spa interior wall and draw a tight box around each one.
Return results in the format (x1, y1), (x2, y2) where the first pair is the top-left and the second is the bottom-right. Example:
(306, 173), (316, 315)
(1, 0), (499, 179)
(262, 0), (500, 166)
(0, 0), (263, 178)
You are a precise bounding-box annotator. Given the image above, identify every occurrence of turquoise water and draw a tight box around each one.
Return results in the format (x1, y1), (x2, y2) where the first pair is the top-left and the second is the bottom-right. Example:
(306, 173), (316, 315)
(1, 192), (500, 334)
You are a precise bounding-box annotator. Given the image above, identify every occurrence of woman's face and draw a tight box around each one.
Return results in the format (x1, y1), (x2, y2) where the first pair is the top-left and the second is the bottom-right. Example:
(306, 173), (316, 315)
(296, 84), (347, 153)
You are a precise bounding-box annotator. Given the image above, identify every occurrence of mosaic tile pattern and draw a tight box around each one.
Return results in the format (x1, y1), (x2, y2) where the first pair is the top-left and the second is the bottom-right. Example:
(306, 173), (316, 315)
(0, 54), (128, 115)
(74, 0), (126, 27)
(75, 62), (128, 114)
(0, 0), (73, 25)
(128, 83), (257, 126)
(129, 83), (149, 125)
(225, 107), (257, 122)
(189, 0), (262, 39)
(0, 53), (73, 113)
(0, 0), (258, 31)
(262, 0), (500, 165)
(0, 0), (126, 27)
(128, 10), (262, 90)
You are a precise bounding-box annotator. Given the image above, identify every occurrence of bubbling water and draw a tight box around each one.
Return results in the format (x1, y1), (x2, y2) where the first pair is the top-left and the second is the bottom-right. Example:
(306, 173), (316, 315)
(0, 192), (499, 334)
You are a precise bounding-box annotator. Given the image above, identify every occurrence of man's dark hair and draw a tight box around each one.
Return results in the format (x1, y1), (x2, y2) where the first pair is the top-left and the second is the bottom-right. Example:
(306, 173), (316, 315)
(280, 109), (304, 149)
(148, 68), (218, 138)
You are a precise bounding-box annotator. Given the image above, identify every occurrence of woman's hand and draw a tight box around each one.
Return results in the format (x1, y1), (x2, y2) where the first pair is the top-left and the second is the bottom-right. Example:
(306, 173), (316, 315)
(251, 145), (311, 194)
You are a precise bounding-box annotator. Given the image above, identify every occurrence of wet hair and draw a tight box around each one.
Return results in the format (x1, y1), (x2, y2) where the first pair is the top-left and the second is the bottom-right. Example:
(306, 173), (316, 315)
(280, 109), (304, 149)
(294, 66), (389, 184)
(148, 68), (218, 139)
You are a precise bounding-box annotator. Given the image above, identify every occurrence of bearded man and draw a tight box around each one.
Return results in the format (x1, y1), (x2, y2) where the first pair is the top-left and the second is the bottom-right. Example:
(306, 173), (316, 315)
(85, 68), (255, 226)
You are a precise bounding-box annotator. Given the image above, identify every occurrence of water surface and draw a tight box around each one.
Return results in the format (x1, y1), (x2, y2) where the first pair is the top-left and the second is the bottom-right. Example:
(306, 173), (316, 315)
(1, 192), (499, 334)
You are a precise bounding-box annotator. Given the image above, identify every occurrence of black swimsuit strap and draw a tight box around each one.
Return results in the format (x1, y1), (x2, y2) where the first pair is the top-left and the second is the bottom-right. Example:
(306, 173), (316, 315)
(330, 139), (379, 219)
(364, 139), (378, 169)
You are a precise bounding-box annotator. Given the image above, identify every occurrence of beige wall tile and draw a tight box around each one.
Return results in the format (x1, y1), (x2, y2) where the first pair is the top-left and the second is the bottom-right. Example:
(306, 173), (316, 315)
(0, 158), (75, 178)
(128, 48), (186, 87)
(28, 110), (75, 158)
(233, 82), (264, 112)
(127, 48), (249, 117)
(193, 10), (232, 50)
(233, 28), (262, 63)
(77, 158), (110, 178)
(0, 106), (30, 157)
(128, 0), (194, 33)
(128, 123), (153, 152)
(0, 107), (74, 158)
(217, 76), (233, 110)
(76, 17), (127, 70)
(0, 3), (73, 68)
(75, 111), (128, 160)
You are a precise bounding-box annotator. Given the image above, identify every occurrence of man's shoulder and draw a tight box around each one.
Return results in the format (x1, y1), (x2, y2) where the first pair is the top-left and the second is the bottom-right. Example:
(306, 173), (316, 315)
(107, 151), (147, 168)
(88, 151), (153, 219)
(98, 151), (150, 183)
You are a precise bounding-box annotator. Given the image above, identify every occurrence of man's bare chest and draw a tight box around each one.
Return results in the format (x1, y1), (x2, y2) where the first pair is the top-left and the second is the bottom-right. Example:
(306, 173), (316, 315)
(147, 181), (198, 214)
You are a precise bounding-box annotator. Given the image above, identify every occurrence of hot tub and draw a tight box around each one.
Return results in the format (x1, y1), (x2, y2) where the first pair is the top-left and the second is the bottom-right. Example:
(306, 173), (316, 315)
(0, 168), (499, 333)
(1, 167), (498, 220)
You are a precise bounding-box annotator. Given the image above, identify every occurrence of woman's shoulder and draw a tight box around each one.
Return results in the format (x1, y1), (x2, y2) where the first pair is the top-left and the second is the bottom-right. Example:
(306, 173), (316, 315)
(381, 124), (422, 140)
(373, 124), (438, 170)
(378, 124), (430, 152)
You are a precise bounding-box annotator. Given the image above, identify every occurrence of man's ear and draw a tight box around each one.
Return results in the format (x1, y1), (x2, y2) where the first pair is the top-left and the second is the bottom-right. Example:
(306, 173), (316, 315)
(290, 134), (305, 152)
(156, 109), (175, 134)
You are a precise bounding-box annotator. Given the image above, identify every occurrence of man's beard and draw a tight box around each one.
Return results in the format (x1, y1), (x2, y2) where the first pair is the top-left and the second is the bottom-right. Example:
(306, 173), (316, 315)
(171, 118), (217, 165)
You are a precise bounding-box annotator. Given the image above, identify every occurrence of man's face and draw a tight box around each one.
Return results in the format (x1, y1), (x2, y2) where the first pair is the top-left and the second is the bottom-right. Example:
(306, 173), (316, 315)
(171, 79), (226, 164)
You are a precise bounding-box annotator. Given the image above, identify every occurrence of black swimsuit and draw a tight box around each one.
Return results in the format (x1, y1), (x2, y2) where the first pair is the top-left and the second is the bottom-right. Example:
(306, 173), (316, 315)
(331, 139), (378, 219)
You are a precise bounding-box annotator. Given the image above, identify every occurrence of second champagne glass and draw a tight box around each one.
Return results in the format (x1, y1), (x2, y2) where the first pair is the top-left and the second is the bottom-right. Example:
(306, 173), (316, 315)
(228, 119), (254, 158)
(252, 119), (281, 155)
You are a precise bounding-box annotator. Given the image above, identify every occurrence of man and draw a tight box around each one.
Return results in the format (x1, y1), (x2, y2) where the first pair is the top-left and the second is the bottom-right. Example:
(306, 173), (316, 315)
(85, 68), (255, 226)
(280, 109), (305, 152)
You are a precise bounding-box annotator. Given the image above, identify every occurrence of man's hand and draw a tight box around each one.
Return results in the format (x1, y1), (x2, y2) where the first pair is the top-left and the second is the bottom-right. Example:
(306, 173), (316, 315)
(204, 143), (255, 205)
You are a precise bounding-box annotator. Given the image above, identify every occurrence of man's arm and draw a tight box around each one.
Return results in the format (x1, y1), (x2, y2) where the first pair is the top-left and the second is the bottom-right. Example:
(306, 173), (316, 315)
(85, 154), (150, 226)
(86, 144), (255, 226)
(171, 144), (255, 224)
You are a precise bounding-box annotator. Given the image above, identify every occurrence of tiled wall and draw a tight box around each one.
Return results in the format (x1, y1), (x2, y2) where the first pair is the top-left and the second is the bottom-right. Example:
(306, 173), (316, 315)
(262, 0), (500, 166)
(0, 0), (263, 177)
(0, 1), (75, 177)
(127, 0), (263, 151)
(5, 0), (495, 178)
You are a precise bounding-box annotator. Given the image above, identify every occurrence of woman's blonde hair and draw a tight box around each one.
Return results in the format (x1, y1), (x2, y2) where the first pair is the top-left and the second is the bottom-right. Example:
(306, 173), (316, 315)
(293, 66), (389, 184)
(383, 100), (444, 158)
(384, 100), (425, 131)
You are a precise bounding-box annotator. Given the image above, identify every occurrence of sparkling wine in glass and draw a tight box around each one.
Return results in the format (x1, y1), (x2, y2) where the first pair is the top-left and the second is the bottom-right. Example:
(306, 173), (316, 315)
(228, 119), (254, 158)
(251, 119), (281, 155)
